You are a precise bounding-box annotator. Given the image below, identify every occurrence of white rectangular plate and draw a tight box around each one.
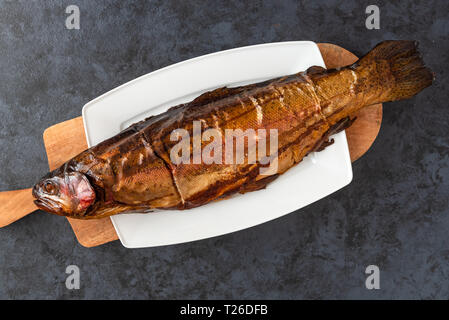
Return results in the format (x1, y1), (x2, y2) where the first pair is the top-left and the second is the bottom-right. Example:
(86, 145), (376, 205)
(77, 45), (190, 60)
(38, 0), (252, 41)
(83, 41), (353, 248)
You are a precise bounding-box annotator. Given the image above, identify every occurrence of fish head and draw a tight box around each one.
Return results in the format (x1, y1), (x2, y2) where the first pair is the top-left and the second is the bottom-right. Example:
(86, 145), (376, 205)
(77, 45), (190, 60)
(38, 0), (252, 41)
(32, 170), (96, 217)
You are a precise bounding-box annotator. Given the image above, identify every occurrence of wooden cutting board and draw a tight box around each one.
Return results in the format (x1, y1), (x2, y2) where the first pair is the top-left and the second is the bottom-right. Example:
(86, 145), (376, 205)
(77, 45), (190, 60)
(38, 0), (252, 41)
(0, 43), (382, 247)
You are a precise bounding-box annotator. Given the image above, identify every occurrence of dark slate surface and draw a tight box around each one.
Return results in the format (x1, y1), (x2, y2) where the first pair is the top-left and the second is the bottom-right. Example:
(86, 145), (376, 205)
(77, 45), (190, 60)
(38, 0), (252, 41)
(0, 0), (448, 299)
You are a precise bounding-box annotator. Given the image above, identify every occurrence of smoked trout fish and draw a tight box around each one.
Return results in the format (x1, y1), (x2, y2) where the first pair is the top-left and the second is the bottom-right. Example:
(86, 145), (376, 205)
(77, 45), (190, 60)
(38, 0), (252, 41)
(33, 41), (434, 219)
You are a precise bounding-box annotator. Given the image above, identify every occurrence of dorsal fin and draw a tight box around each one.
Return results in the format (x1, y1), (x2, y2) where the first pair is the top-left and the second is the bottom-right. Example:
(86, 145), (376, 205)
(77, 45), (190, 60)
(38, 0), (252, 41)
(191, 87), (244, 105)
(189, 85), (259, 107)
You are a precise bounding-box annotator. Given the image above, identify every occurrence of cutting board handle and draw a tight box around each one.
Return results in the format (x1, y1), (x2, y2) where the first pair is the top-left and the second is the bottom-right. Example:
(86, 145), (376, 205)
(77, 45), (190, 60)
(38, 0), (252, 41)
(0, 188), (37, 227)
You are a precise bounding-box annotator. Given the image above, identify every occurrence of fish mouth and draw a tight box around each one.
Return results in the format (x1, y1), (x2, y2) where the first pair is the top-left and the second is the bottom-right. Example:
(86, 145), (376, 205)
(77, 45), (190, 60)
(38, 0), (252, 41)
(32, 184), (61, 213)
(33, 198), (63, 214)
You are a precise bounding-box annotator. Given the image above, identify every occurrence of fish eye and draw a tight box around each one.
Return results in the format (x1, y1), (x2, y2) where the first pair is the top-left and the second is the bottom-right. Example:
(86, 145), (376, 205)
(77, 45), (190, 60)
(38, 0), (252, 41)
(44, 181), (57, 195)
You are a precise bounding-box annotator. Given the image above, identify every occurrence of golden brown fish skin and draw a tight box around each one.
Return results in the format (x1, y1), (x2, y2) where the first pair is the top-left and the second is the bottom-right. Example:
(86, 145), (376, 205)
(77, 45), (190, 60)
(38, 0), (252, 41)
(149, 73), (332, 208)
(32, 40), (434, 219)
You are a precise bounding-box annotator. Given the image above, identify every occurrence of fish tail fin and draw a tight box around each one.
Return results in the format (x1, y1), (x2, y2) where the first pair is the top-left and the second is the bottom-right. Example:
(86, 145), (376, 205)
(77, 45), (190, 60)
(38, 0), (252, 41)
(354, 40), (434, 102)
